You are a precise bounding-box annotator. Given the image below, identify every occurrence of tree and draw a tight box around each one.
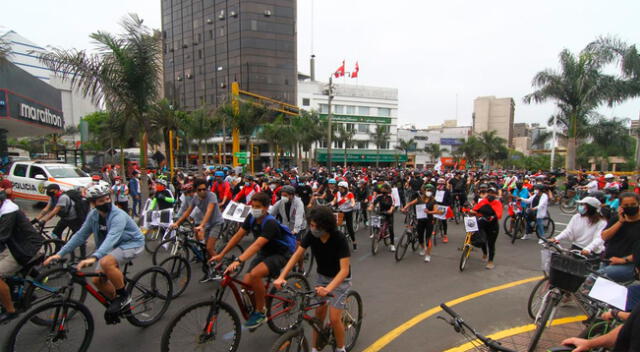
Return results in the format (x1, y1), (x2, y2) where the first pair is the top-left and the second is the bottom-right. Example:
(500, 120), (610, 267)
(370, 125), (390, 168)
(458, 136), (482, 166)
(476, 131), (508, 167)
(423, 143), (442, 163)
(585, 36), (640, 103)
(259, 117), (289, 169)
(335, 124), (356, 167)
(228, 101), (270, 155)
(149, 98), (186, 163)
(395, 138), (415, 166)
(293, 111), (323, 170)
(184, 106), (217, 167)
(523, 49), (617, 170)
(583, 116), (634, 170)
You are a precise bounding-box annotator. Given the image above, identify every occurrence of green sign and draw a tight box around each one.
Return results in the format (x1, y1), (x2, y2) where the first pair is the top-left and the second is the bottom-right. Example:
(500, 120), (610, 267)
(234, 152), (250, 157)
(315, 149), (407, 163)
(238, 157), (248, 164)
(319, 114), (391, 125)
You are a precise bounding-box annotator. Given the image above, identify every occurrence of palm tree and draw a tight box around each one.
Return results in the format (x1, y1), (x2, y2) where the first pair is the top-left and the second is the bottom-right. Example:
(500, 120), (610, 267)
(335, 124), (356, 167)
(259, 117), (289, 168)
(229, 101), (269, 155)
(477, 131), (508, 167)
(585, 116), (634, 170)
(214, 102), (235, 163)
(423, 143), (442, 163)
(586, 36), (640, 102)
(149, 98), (185, 163)
(294, 111), (323, 170)
(458, 137), (482, 166)
(370, 125), (390, 168)
(185, 106), (217, 167)
(395, 138), (415, 166)
(523, 49), (616, 170)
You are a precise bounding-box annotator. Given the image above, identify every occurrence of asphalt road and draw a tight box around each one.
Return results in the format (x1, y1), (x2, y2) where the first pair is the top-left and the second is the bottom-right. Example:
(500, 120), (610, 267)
(3, 199), (579, 352)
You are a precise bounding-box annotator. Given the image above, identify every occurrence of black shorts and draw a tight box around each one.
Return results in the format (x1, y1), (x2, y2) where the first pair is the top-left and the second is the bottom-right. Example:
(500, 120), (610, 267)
(248, 253), (289, 278)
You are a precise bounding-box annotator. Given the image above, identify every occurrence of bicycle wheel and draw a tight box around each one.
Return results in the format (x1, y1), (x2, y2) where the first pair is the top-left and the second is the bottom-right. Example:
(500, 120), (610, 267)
(527, 278), (551, 320)
(395, 230), (410, 262)
(158, 255), (191, 298)
(353, 210), (361, 232)
(302, 251), (314, 277)
(269, 329), (310, 352)
(410, 232), (420, 252)
(6, 299), (94, 352)
(161, 299), (241, 352)
(267, 273), (311, 334)
(125, 266), (173, 327)
(503, 216), (515, 237)
(371, 230), (380, 255)
(25, 267), (87, 325)
(145, 227), (164, 254)
(543, 218), (555, 239)
(459, 244), (472, 272)
(453, 205), (461, 224)
(528, 290), (560, 352)
(343, 290), (364, 352)
(153, 238), (189, 265)
(559, 199), (577, 214)
(511, 218), (523, 245)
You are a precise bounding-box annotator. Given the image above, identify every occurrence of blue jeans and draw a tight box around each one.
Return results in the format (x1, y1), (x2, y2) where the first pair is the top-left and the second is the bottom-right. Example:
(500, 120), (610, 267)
(131, 195), (141, 217)
(525, 218), (545, 237)
(598, 263), (636, 283)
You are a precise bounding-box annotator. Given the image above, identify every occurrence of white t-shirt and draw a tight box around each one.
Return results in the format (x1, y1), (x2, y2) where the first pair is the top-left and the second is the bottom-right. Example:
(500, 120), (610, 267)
(586, 180), (599, 194)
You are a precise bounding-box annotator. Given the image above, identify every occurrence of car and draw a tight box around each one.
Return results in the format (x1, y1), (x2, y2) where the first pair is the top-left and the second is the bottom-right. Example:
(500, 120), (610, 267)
(8, 160), (109, 202)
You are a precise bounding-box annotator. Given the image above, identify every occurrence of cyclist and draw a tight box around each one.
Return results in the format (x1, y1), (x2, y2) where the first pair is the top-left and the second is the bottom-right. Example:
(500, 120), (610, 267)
(449, 172), (468, 212)
(369, 183), (396, 252)
(434, 178), (451, 243)
(550, 196), (606, 255)
(210, 171), (232, 210)
(111, 176), (129, 213)
(0, 173), (14, 200)
(511, 181), (530, 208)
(150, 178), (175, 211)
(605, 187), (621, 212)
(296, 176), (313, 208)
(332, 181), (357, 251)
(270, 185), (307, 238)
(401, 184), (442, 262)
(599, 192), (640, 282)
(354, 180), (370, 226)
(43, 184), (145, 314)
(0, 191), (43, 323)
(274, 206), (352, 352)
(519, 183), (549, 240)
(233, 175), (262, 205)
(211, 192), (291, 329)
(604, 173), (620, 191)
(470, 186), (502, 269)
(33, 184), (86, 240)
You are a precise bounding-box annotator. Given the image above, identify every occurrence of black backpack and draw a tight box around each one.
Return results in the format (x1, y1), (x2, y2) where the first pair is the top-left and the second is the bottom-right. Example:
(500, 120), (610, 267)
(60, 189), (90, 221)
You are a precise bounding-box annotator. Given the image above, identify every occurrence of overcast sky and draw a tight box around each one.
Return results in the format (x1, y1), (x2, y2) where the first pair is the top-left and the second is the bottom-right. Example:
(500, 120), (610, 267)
(4, 0), (640, 128)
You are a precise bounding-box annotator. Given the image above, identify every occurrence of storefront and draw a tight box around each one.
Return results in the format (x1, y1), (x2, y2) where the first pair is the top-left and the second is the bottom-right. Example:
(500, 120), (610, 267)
(315, 148), (408, 166)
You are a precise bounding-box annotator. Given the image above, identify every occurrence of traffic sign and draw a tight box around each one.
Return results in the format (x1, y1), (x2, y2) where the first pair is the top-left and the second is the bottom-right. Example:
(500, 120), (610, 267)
(238, 157), (248, 164)
(234, 152), (250, 158)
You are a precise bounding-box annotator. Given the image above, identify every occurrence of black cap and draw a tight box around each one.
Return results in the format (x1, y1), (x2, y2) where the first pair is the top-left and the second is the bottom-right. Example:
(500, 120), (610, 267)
(46, 184), (61, 192)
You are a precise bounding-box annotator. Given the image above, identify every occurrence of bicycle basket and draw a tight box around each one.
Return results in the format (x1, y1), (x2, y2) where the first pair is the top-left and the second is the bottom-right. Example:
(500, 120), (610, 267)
(549, 252), (590, 292)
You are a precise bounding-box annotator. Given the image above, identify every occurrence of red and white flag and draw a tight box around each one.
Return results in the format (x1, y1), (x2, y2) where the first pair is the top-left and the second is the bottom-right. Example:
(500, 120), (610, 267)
(350, 62), (359, 78)
(334, 60), (345, 78)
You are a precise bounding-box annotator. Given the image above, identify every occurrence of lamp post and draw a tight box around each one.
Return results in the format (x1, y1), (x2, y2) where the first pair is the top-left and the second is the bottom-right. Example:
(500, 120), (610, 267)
(325, 76), (335, 170)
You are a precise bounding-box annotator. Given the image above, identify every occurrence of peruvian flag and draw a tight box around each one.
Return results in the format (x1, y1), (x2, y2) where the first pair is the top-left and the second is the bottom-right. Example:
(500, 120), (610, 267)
(334, 60), (345, 78)
(350, 62), (359, 78)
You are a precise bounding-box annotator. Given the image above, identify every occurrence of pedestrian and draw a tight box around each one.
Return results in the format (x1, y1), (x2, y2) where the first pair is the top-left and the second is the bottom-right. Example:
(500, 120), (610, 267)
(128, 170), (141, 218)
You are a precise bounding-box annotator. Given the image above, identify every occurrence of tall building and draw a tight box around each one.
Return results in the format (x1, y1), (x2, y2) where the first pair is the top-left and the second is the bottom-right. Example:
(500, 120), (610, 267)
(397, 125), (471, 168)
(472, 96), (515, 147)
(161, 0), (297, 110)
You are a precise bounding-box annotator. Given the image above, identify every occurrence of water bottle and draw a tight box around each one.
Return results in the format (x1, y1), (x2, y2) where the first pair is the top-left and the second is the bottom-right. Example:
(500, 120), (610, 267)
(240, 289), (254, 314)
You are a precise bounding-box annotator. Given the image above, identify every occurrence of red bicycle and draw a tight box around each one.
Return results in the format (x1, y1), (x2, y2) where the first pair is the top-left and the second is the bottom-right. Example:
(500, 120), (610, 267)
(160, 258), (310, 352)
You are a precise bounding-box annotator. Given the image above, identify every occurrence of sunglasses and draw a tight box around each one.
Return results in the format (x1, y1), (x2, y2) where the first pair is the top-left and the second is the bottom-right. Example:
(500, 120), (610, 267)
(197, 188), (207, 192)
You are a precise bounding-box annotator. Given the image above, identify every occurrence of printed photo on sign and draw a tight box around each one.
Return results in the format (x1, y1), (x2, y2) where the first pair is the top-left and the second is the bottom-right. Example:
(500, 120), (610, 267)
(464, 216), (479, 232)
(433, 205), (448, 220)
(391, 187), (402, 207)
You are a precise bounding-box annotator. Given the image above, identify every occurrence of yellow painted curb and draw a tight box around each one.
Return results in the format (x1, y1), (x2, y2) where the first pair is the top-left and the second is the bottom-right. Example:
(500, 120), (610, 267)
(362, 276), (544, 352)
(443, 315), (587, 352)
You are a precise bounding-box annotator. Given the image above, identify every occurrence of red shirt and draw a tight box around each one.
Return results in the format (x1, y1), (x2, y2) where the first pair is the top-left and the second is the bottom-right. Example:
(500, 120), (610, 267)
(597, 176), (606, 190)
(211, 181), (232, 203)
(473, 198), (503, 220)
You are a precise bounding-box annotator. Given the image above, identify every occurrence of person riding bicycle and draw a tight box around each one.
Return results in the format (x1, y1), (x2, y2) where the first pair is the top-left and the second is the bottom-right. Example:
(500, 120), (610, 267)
(270, 185), (307, 239)
(519, 183), (549, 240)
(605, 187), (621, 213)
(33, 184), (86, 240)
(296, 176), (314, 208)
(435, 178), (451, 243)
(470, 185), (502, 270)
(550, 196), (606, 256)
(604, 173), (621, 191)
(128, 170), (141, 217)
(274, 206), (352, 352)
(233, 175), (262, 205)
(0, 191), (43, 323)
(210, 171), (232, 210)
(354, 180), (370, 226)
(43, 184), (145, 315)
(511, 181), (530, 209)
(368, 183), (396, 252)
(401, 184), (442, 262)
(332, 181), (357, 251)
(150, 178), (175, 211)
(449, 172), (468, 212)
(211, 192), (291, 329)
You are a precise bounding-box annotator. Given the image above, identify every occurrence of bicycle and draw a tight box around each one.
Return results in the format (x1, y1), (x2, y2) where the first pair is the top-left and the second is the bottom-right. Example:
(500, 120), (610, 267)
(451, 193), (465, 225)
(6, 259), (174, 351)
(395, 209), (419, 262)
(36, 223), (86, 261)
(559, 188), (586, 215)
(459, 211), (489, 272)
(160, 257), (311, 352)
(269, 287), (363, 352)
(439, 303), (516, 352)
(369, 212), (392, 255)
(432, 218), (447, 246)
(332, 209), (354, 250)
(503, 201), (526, 244)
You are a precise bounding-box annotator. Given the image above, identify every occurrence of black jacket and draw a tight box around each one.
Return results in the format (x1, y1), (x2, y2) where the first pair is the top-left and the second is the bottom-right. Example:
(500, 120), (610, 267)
(0, 201), (43, 266)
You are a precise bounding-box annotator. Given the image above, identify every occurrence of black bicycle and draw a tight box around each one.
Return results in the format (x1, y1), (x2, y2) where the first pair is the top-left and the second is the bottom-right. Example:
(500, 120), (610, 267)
(395, 210), (419, 261)
(439, 303), (516, 352)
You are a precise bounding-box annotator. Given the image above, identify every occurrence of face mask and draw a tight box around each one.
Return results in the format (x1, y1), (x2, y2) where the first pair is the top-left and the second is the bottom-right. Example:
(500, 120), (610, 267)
(47, 192), (57, 198)
(250, 208), (264, 219)
(245, 182), (251, 186)
(96, 202), (112, 213)
(605, 194), (611, 200)
(577, 205), (587, 215)
(282, 196), (290, 203)
(115, 181), (121, 185)
(487, 195), (496, 202)
(310, 228), (324, 238)
(623, 206), (639, 217)
(426, 191), (433, 197)
(269, 184), (276, 190)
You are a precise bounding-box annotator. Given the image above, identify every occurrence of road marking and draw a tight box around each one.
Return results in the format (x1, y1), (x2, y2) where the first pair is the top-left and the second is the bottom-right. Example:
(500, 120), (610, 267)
(362, 275), (544, 352)
(443, 315), (587, 352)
(555, 222), (568, 226)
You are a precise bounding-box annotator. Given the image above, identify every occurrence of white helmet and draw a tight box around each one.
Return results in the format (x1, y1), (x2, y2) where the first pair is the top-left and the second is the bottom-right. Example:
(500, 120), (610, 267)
(605, 173), (614, 179)
(86, 184), (110, 200)
(338, 181), (349, 189)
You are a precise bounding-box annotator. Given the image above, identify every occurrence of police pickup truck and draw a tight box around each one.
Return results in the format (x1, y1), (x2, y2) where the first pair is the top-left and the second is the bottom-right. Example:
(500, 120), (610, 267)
(8, 160), (108, 202)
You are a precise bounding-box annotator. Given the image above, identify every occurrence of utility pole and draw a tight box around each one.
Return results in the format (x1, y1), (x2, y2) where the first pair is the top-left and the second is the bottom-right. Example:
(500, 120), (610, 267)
(326, 76), (335, 170)
(550, 114), (557, 171)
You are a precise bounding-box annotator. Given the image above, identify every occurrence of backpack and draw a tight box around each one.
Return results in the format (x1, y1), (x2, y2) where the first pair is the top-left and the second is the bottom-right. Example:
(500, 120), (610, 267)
(60, 189), (90, 221)
(249, 214), (297, 254)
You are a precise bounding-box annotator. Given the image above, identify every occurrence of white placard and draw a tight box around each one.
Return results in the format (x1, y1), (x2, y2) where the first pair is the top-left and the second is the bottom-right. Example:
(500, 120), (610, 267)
(391, 187), (402, 207)
(415, 204), (428, 219)
(435, 190), (445, 203)
(222, 201), (251, 223)
(433, 205), (449, 220)
(464, 216), (479, 232)
(158, 208), (174, 227)
(588, 277), (628, 310)
(370, 215), (381, 228)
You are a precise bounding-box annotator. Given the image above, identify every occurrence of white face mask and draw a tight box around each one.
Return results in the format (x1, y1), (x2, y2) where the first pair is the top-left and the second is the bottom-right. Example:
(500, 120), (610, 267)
(250, 208), (264, 219)
(282, 196), (290, 203)
(426, 191), (433, 197)
(269, 184), (276, 190)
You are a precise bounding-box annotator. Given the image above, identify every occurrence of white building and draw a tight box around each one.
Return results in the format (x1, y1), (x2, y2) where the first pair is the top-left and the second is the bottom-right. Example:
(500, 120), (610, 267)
(397, 123), (471, 168)
(298, 76), (403, 165)
(0, 28), (98, 137)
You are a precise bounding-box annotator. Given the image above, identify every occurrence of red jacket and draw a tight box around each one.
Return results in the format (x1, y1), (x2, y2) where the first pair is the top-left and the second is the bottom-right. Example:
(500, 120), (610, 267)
(211, 181), (232, 203)
(473, 198), (503, 220)
(233, 183), (261, 204)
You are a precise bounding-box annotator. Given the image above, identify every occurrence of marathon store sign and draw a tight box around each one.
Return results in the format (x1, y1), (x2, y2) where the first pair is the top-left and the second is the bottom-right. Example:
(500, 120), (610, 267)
(319, 114), (391, 125)
(5, 91), (64, 129)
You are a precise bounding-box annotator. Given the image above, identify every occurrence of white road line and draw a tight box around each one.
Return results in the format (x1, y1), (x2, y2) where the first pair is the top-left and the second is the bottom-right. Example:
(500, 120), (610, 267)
(555, 222), (568, 226)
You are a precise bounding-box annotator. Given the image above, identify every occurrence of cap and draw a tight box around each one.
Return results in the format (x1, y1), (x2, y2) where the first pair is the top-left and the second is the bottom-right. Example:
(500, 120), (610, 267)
(605, 173), (614, 179)
(281, 185), (295, 195)
(577, 196), (601, 209)
(46, 184), (61, 192)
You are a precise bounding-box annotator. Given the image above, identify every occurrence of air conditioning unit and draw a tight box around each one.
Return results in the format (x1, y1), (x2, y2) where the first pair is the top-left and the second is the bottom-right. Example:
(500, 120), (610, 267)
(186, 73), (193, 79)
(177, 76), (183, 81)
(264, 9), (272, 17)
(207, 18), (213, 24)
(230, 10), (237, 18)
(220, 82), (227, 88)
(218, 10), (225, 20)
(182, 43), (188, 48)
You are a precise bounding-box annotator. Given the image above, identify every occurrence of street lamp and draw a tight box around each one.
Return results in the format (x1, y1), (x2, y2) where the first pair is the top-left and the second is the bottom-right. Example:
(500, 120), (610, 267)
(324, 76), (335, 170)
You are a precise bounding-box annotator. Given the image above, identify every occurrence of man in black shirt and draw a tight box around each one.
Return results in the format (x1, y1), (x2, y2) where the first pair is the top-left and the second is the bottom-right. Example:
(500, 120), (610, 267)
(275, 206), (351, 352)
(599, 192), (640, 283)
(212, 192), (290, 329)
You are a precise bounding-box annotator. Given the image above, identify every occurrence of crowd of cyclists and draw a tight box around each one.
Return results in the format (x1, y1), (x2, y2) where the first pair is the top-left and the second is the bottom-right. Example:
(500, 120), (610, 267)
(0, 164), (639, 351)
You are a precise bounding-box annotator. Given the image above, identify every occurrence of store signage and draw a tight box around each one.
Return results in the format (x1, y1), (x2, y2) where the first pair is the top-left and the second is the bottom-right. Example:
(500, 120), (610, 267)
(319, 114), (391, 125)
(19, 103), (64, 128)
(6, 91), (64, 130)
(440, 138), (464, 146)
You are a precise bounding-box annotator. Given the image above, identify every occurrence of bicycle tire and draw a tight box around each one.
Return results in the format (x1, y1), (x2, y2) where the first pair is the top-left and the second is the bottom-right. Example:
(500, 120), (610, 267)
(527, 278), (550, 320)
(459, 244), (472, 272)
(371, 227), (381, 255)
(303, 251), (314, 277)
(511, 217), (521, 244)
(395, 231), (410, 261)
(161, 299), (241, 352)
(528, 290), (559, 352)
(559, 199), (577, 214)
(125, 266), (173, 327)
(353, 210), (361, 232)
(544, 218), (555, 239)
(503, 216), (514, 237)
(410, 231), (420, 252)
(158, 255), (191, 298)
(6, 299), (94, 352)
(266, 272), (311, 334)
(152, 238), (189, 265)
(25, 266), (87, 325)
(269, 328), (310, 352)
(453, 205), (461, 224)
(343, 290), (364, 352)
(145, 227), (164, 254)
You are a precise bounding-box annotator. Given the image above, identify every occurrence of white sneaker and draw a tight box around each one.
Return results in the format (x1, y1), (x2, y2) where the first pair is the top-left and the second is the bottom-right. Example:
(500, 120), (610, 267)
(390, 245), (396, 252)
(424, 255), (431, 262)
(419, 249), (425, 256)
(521, 233), (530, 240)
(369, 233), (374, 239)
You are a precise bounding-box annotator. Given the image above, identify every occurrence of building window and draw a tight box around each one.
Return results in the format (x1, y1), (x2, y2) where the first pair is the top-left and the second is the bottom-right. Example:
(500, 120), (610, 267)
(346, 105), (356, 114)
(251, 20), (258, 31)
(346, 123), (354, 132)
(378, 107), (391, 117)
(357, 141), (368, 149)
(334, 105), (344, 114)
(334, 141), (343, 148)
(208, 30), (213, 40)
(198, 49), (202, 59)
(358, 106), (370, 115)
(358, 124), (369, 133)
(302, 98), (310, 106)
(319, 104), (329, 114)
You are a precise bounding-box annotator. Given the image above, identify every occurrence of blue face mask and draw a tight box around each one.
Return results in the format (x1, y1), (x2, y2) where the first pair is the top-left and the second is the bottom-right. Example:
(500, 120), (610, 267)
(605, 194), (611, 200)
(577, 205), (587, 215)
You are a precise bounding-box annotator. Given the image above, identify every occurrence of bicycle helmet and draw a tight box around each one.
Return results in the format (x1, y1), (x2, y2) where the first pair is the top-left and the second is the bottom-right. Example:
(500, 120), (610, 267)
(534, 183), (546, 191)
(86, 184), (111, 200)
(338, 181), (349, 189)
(422, 184), (435, 191)
(281, 185), (295, 195)
(328, 179), (337, 185)
(214, 171), (225, 177)
(156, 178), (168, 187)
